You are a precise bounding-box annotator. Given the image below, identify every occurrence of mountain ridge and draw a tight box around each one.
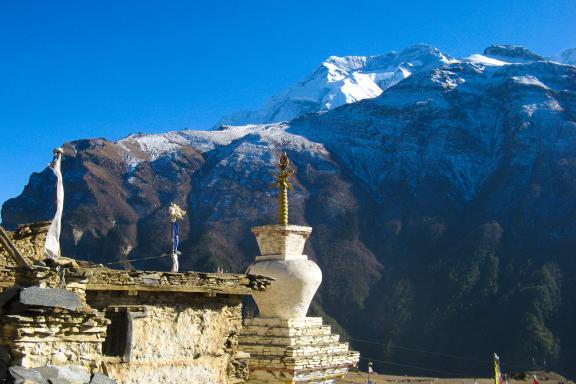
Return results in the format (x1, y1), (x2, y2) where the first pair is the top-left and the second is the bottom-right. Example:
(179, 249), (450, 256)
(3, 43), (576, 377)
(217, 44), (574, 129)
(217, 44), (458, 127)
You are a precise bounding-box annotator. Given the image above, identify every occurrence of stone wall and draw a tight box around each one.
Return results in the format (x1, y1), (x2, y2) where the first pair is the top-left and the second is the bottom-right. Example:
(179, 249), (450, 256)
(0, 224), (269, 384)
(0, 244), (17, 268)
(0, 223), (48, 293)
(1, 281), (254, 384)
(0, 267), (15, 294)
(0, 222), (49, 265)
(0, 282), (113, 384)
(0, 309), (108, 369)
(87, 291), (248, 384)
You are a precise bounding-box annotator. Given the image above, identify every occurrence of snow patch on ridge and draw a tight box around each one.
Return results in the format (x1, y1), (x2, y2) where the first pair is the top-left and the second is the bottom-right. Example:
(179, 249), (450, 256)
(130, 133), (184, 160)
(116, 123), (328, 169)
(464, 54), (509, 66)
(512, 75), (550, 89)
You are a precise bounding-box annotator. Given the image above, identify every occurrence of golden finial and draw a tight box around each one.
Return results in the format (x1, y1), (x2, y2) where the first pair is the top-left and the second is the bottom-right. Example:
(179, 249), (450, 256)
(168, 202), (187, 222)
(271, 152), (294, 225)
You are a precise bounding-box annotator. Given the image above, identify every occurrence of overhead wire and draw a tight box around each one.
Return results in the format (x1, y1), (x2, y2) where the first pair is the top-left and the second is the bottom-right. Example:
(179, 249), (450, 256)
(102, 253), (171, 266)
(357, 356), (475, 378)
(349, 338), (527, 370)
(350, 338), (488, 364)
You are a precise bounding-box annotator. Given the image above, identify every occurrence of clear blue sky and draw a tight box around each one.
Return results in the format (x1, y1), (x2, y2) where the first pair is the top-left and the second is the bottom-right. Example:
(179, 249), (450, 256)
(1, 0), (575, 208)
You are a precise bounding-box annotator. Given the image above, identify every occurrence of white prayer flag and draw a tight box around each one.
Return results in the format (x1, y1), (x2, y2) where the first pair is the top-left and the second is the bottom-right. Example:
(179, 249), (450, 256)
(44, 148), (64, 259)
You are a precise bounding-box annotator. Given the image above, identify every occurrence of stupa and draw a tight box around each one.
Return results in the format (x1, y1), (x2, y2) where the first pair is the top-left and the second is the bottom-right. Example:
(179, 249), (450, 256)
(239, 152), (359, 383)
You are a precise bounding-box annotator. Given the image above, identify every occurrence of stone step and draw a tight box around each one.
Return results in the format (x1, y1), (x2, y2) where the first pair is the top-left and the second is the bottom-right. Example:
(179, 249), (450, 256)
(293, 365), (351, 382)
(249, 350), (360, 371)
(241, 341), (350, 357)
(240, 318), (359, 383)
(243, 317), (323, 328)
(239, 332), (339, 346)
(248, 365), (351, 383)
(241, 324), (332, 337)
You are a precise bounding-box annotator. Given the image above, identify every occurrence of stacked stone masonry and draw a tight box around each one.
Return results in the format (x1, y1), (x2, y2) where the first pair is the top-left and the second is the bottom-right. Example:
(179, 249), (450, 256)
(0, 223), (272, 384)
(239, 317), (359, 383)
(1, 309), (109, 369)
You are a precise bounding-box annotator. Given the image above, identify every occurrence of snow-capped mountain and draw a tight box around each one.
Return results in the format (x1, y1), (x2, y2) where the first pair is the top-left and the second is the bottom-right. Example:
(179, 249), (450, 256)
(218, 44), (571, 128)
(292, 47), (575, 202)
(3, 44), (576, 376)
(218, 44), (458, 126)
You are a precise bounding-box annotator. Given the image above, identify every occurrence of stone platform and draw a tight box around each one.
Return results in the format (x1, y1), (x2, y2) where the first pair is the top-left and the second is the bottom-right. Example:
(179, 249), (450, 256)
(239, 317), (359, 383)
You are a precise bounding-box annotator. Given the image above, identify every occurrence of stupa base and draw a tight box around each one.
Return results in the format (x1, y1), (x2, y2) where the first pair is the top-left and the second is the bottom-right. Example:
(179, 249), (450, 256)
(240, 317), (359, 383)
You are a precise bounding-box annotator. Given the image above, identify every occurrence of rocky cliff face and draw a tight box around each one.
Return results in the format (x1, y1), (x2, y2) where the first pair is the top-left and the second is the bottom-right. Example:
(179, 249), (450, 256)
(3, 45), (576, 377)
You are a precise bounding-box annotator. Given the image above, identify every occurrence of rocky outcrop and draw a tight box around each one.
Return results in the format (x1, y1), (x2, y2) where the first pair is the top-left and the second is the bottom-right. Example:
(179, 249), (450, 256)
(484, 44), (545, 62)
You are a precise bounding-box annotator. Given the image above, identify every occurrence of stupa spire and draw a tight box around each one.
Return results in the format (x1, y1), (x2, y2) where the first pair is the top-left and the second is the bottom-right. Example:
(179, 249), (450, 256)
(271, 152), (294, 225)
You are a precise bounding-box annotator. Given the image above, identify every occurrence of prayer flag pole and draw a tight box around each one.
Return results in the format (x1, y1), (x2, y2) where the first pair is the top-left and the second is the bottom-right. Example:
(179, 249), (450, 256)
(494, 353), (502, 384)
(367, 360), (374, 384)
(168, 202), (186, 272)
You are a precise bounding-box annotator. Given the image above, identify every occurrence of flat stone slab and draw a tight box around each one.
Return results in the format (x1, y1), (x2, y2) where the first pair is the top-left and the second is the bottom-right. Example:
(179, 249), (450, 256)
(19, 287), (82, 311)
(8, 366), (49, 384)
(52, 366), (90, 384)
(7, 365), (99, 384)
(35, 365), (90, 384)
(37, 366), (60, 379)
